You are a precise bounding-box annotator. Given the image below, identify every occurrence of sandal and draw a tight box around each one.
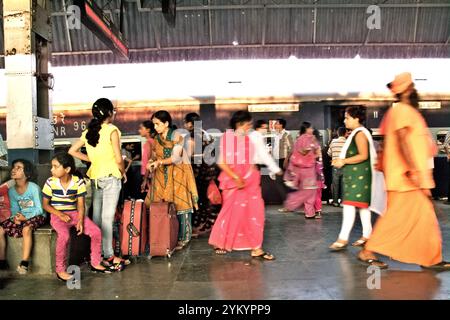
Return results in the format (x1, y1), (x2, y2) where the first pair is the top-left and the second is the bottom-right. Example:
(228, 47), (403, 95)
(214, 248), (227, 255)
(329, 241), (348, 251)
(90, 265), (112, 274)
(56, 272), (72, 282)
(252, 251), (275, 261)
(421, 261), (450, 271)
(315, 211), (322, 219)
(357, 257), (388, 269)
(352, 238), (368, 247)
(102, 257), (125, 271)
(357, 251), (388, 269)
(111, 256), (131, 266)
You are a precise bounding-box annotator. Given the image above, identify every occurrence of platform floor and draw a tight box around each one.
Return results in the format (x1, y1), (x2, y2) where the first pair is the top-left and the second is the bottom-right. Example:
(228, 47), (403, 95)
(1, 202), (450, 300)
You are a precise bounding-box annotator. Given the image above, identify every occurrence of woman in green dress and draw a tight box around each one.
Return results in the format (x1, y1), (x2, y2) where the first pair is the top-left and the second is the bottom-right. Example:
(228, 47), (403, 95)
(329, 106), (374, 251)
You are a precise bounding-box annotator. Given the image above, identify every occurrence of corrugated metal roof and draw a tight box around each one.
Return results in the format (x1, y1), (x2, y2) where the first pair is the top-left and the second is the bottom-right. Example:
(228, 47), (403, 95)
(0, 0), (448, 68)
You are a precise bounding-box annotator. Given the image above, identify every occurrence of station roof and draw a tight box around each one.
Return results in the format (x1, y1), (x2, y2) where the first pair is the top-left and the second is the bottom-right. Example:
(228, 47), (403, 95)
(0, 0), (449, 67)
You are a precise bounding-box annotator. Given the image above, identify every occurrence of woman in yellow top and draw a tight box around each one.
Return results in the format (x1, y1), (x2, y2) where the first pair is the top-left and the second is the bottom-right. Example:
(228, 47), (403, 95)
(69, 98), (128, 270)
(147, 110), (199, 250)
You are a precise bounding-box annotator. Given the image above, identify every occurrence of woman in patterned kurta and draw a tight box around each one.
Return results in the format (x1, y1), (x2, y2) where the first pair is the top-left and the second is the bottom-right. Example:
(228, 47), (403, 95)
(147, 111), (199, 250)
(329, 106), (374, 251)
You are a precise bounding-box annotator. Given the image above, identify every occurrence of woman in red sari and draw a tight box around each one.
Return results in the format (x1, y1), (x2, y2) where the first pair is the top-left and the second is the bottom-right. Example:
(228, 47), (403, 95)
(208, 111), (274, 260)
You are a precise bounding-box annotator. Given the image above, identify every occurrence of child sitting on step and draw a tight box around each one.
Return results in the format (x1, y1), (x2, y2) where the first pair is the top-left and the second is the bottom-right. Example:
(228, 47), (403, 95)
(0, 159), (46, 274)
(42, 152), (112, 282)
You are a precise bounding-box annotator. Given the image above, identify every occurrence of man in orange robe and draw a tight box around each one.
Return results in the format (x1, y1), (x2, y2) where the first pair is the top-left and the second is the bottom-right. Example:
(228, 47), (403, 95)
(358, 72), (449, 270)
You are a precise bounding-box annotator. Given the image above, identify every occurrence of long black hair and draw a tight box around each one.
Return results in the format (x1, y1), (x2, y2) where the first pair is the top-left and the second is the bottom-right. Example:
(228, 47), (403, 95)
(184, 113), (201, 127)
(86, 98), (114, 147)
(300, 121), (312, 135)
(52, 152), (83, 179)
(141, 120), (156, 137)
(184, 113), (201, 138)
(229, 111), (252, 130)
(395, 86), (420, 109)
(11, 159), (37, 183)
(151, 110), (177, 130)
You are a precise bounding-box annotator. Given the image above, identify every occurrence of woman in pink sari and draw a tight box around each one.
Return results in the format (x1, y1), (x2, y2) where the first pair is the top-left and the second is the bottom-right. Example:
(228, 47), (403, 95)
(280, 122), (321, 218)
(208, 111), (275, 260)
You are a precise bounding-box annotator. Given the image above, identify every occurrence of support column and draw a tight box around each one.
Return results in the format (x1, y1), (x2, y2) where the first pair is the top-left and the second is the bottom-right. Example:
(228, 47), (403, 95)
(3, 0), (54, 165)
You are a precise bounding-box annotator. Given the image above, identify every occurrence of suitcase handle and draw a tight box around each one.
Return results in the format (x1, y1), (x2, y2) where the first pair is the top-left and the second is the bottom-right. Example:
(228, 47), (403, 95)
(127, 223), (140, 237)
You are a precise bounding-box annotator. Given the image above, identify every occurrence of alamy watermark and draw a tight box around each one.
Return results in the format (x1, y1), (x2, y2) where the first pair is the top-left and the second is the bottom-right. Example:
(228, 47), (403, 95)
(366, 265), (381, 290)
(67, 5), (81, 30)
(164, 121), (276, 177)
(366, 5), (381, 30)
(66, 265), (81, 290)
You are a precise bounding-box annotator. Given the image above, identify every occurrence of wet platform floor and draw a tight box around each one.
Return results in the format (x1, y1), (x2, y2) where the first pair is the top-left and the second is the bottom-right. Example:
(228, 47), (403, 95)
(1, 202), (450, 300)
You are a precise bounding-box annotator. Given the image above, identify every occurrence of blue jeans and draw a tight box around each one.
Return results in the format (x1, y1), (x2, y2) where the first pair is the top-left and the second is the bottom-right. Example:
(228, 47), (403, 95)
(91, 176), (121, 259)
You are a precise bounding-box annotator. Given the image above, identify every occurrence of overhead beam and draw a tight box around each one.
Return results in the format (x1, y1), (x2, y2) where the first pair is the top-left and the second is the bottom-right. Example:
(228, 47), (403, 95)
(413, 1), (420, 43)
(149, 9), (161, 50)
(312, 6), (317, 44)
(208, 0), (213, 46)
(50, 2), (450, 16)
(261, 4), (266, 46)
(62, 0), (73, 51)
(47, 41), (449, 56)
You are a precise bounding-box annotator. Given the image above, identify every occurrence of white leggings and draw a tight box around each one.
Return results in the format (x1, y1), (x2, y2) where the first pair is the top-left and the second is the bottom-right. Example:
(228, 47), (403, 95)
(338, 205), (372, 241)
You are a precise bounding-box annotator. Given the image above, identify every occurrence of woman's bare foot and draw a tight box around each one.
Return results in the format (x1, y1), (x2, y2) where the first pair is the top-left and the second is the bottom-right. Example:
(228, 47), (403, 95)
(251, 248), (275, 260)
(56, 271), (72, 281)
(358, 250), (388, 269)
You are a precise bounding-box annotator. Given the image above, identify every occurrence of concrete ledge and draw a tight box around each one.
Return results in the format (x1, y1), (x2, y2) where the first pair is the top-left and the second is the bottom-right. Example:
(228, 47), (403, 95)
(6, 224), (56, 275)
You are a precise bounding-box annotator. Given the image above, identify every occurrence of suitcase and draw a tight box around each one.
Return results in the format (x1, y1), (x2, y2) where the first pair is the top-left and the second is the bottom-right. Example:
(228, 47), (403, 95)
(113, 208), (122, 256)
(149, 202), (179, 258)
(0, 184), (11, 223)
(119, 199), (148, 257)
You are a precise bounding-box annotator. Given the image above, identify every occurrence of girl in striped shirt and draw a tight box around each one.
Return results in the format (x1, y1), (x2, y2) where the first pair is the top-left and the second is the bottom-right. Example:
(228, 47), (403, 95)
(42, 153), (112, 282)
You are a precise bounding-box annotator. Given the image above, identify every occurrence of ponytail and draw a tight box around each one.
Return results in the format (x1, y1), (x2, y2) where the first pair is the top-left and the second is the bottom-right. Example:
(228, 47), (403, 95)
(86, 98), (114, 147)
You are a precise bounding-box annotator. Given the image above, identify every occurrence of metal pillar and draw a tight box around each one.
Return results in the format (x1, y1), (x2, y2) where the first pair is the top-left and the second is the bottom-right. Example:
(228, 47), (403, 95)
(3, 0), (54, 165)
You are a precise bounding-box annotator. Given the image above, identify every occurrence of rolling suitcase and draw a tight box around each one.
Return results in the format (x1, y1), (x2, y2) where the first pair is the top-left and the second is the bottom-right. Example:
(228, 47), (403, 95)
(120, 199), (148, 257)
(149, 201), (179, 258)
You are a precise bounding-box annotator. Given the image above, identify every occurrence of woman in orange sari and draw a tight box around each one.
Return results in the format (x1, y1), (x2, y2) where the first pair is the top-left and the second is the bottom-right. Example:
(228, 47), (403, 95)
(147, 111), (199, 250)
(358, 72), (449, 270)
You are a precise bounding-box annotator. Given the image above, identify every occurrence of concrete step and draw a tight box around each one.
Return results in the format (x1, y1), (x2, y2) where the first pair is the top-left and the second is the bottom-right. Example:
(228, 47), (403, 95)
(6, 224), (56, 275)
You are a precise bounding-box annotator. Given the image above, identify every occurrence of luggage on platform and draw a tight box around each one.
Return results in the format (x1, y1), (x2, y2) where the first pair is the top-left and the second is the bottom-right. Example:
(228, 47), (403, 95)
(119, 199), (148, 257)
(149, 201), (179, 258)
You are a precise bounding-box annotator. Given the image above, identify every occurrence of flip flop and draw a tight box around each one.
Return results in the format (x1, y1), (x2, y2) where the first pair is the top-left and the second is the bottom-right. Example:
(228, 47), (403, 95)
(329, 241), (348, 251)
(214, 248), (227, 255)
(421, 261), (450, 271)
(252, 251), (275, 261)
(357, 256), (388, 269)
(352, 238), (368, 247)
